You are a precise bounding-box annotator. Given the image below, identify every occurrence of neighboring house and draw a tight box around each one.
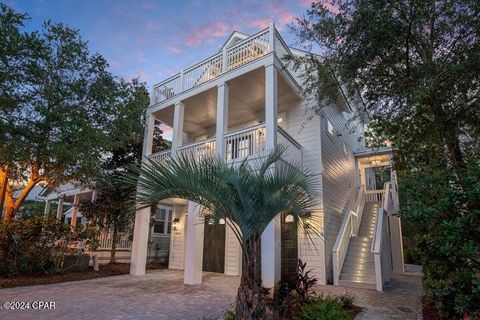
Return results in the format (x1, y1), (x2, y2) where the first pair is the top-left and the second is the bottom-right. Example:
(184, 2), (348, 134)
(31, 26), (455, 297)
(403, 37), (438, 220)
(39, 184), (170, 264)
(130, 22), (404, 292)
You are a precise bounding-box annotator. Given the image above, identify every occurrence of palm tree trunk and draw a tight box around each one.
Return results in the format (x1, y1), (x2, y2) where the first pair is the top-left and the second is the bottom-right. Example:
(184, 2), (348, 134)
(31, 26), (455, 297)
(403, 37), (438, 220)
(235, 236), (267, 320)
(110, 228), (117, 263)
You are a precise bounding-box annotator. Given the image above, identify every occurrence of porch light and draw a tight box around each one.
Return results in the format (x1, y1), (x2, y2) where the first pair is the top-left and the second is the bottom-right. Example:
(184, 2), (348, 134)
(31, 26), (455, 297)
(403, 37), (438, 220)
(172, 217), (180, 231)
(284, 214), (294, 223)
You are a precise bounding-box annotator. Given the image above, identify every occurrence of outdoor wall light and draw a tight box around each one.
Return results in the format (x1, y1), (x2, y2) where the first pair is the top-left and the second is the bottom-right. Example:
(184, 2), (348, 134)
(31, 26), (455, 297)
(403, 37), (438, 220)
(172, 217), (180, 231)
(284, 214), (294, 223)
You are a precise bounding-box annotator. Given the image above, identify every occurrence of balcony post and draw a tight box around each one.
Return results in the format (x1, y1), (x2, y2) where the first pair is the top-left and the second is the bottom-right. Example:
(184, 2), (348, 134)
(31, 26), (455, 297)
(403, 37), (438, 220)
(261, 63), (280, 293)
(222, 48), (228, 73)
(180, 69), (185, 91)
(130, 113), (155, 276)
(215, 83), (229, 158)
(44, 199), (51, 216)
(171, 102), (185, 154)
(269, 21), (275, 52)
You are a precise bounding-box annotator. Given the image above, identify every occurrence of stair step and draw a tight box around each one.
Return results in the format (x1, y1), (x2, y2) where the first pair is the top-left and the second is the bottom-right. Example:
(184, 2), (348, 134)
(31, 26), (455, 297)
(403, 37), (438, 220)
(340, 267), (375, 275)
(342, 261), (375, 268)
(338, 280), (376, 290)
(339, 273), (376, 283)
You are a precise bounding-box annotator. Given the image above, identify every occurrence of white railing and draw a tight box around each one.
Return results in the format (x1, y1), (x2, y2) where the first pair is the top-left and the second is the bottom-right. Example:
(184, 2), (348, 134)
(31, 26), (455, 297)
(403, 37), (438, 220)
(277, 126), (302, 165)
(152, 74), (182, 104)
(371, 182), (395, 291)
(226, 28), (269, 71)
(147, 124), (303, 166)
(365, 189), (384, 202)
(332, 185), (366, 285)
(224, 124), (266, 161)
(97, 231), (132, 250)
(151, 23), (299, 105)
(274, 29), (293, 66)
(149, 149), (170, 162)
(183, 53), (223, 91)
(177, 138), (216, 161)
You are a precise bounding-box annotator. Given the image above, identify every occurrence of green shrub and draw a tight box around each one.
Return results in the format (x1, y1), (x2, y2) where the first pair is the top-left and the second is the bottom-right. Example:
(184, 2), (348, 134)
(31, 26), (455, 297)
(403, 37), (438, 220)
(295, 297), (349, 320)
(401, 165), (480, 318)
(0, 216), (98, 277)
(338, 292), (355, 310)
(223, 308), (235, 320)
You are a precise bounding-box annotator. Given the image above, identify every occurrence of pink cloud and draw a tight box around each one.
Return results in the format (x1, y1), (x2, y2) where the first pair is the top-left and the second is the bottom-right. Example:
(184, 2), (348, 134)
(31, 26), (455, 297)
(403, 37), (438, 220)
(167, 45), (183, 54)
(250, 18), (270, 29)
(185, 20), (231, 47)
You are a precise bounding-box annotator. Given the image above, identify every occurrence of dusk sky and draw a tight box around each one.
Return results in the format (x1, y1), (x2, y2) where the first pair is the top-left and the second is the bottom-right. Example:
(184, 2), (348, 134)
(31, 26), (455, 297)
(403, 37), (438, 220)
(7, 0), (314, 90)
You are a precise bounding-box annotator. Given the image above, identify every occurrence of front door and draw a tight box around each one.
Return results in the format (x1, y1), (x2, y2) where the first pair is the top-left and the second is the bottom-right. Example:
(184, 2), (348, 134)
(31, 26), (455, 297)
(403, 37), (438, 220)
(281, 213), (298, 286)
(202, 219), (226, 273)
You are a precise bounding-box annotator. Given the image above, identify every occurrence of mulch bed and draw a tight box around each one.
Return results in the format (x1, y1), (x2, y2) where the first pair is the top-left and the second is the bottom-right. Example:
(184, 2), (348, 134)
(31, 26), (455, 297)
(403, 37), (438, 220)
(0, 263), (167, 289)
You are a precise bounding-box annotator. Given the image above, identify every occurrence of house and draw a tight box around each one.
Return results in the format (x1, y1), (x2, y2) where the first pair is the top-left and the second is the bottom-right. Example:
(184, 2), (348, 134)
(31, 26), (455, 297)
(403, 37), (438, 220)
(39, 184), (171, 265)
(130, 22), (404, 291)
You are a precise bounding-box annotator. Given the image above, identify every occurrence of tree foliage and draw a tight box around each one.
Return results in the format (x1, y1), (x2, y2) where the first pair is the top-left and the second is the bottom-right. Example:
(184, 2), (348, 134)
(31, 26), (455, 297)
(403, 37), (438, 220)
(291, 1), (480, 317)
(0, 4), (155, 221)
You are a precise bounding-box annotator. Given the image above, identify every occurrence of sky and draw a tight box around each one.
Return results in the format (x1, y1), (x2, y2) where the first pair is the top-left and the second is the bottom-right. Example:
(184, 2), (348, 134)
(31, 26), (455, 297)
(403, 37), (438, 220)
(6, 0), (315, 90)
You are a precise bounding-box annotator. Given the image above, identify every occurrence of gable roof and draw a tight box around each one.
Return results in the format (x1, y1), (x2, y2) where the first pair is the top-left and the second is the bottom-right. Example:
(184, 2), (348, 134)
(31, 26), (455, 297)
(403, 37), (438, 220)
(219, 31), (250, 52)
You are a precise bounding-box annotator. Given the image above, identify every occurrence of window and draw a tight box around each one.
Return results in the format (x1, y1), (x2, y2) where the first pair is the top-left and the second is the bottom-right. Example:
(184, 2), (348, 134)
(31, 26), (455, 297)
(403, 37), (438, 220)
(153, 207), (173, 234)
(327, 120), (335, 136)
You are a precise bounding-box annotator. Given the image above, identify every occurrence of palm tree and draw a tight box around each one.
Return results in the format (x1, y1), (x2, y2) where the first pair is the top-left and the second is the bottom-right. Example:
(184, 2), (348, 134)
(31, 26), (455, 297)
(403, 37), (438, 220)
(124, 148), (320, 319)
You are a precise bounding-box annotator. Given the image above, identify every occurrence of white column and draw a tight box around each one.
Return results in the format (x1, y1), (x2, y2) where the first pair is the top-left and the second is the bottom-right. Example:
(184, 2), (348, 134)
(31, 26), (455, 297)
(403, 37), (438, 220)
(215, 83), (229, 158)
(44, 200), (51, 216)
(265, 64), (278, 150)
(70, 193), (80, 228)
(261, 63), (281, 291)
(56, 197), (64, 221)
(130, 113), (156, 276)
(184, 201), (204, 285)
(171, 102), (185, 153)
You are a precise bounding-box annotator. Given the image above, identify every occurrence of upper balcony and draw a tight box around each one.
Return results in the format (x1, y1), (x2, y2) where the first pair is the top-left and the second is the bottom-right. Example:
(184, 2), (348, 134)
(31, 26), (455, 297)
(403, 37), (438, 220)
(150, 23), (299, 107)
(149, 123), (302, 166)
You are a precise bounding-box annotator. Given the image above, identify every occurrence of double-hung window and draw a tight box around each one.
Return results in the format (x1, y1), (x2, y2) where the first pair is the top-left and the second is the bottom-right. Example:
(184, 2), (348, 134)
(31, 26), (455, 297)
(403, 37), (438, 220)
(153, 207), (173, 235)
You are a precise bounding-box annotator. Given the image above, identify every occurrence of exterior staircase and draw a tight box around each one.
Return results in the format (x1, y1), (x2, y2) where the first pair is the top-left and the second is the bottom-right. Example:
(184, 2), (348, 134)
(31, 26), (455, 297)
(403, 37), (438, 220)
(338, 202), (380, 289)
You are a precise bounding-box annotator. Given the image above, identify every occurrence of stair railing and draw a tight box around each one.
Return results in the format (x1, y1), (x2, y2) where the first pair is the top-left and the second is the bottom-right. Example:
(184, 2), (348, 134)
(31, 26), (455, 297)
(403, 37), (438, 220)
(332, 185), (365, 285)
(371, 181), (395, 291)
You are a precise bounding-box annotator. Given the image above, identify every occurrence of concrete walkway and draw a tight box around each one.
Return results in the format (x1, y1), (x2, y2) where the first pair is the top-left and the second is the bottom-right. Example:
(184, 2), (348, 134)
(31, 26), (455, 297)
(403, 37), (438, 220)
(0, 265), (423, 320)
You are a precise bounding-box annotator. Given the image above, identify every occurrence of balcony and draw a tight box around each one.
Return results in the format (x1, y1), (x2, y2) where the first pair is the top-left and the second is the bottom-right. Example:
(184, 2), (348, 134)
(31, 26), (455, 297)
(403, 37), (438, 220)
(151, 24), (295, 105)
(148, 124), (302, 166)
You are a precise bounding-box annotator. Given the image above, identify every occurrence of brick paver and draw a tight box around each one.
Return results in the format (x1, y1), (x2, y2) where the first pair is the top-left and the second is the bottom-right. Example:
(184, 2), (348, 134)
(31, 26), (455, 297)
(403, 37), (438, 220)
(0, 265), (423, 320)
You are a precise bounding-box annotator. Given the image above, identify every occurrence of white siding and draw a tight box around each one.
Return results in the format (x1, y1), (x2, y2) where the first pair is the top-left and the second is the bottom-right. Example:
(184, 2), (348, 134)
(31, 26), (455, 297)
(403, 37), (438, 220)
(168, 205), (187, 270)
(284, 100), (327, 284)
(319, 104), (364, 283)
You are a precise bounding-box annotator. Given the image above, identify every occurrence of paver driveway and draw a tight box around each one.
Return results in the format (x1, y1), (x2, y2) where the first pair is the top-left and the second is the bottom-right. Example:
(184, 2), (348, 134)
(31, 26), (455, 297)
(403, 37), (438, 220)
(0, 270), (239, 320)
(0, 265), (423, 320)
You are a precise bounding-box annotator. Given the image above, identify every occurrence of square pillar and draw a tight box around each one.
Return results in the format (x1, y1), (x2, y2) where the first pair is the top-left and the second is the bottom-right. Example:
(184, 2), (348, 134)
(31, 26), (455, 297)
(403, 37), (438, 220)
(261, 215), (281, 289)
(130, 113), (156, 276)
(265, 64), (278, 150)
(184, 201), (204, 285)
(171, 102), (185, 153)
(56, 197), (64, 221)
(261, 63), (281, 290)
(215, 83), (229, 158)
(70, 193), (80, 228)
